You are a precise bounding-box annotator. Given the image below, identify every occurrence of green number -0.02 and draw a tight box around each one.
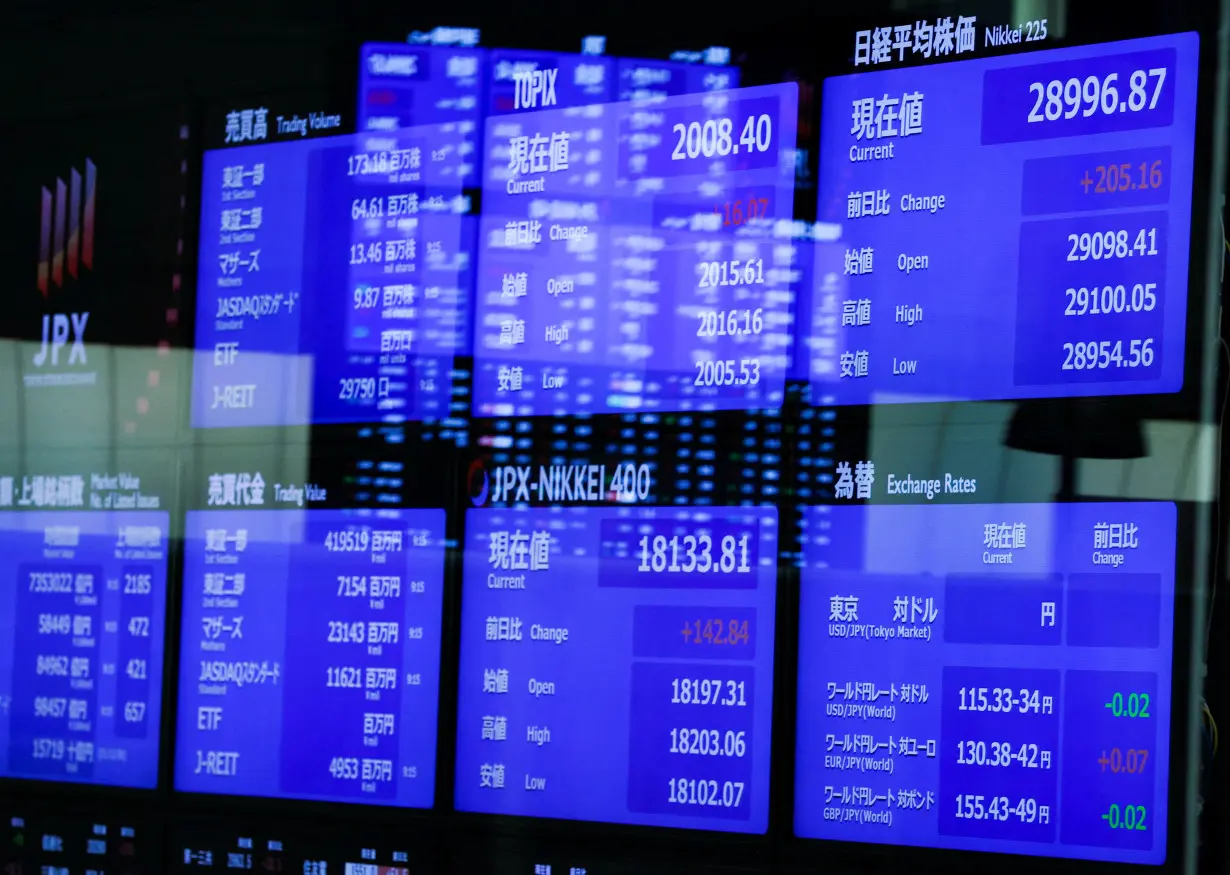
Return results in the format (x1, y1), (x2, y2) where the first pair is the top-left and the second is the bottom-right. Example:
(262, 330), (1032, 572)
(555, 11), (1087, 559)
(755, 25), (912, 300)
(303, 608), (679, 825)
(1105, 692), (1151, 718)
(1103, 804), (1148, 830)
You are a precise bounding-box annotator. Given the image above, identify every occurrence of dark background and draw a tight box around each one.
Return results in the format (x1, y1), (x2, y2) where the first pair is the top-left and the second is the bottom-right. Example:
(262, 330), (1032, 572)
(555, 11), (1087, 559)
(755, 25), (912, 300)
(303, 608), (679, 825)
(0, 1), (1225, 873)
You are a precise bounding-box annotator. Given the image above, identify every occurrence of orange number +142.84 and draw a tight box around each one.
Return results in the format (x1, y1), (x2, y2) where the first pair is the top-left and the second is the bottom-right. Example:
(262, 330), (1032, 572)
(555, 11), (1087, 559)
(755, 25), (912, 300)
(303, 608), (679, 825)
(681, 618), (751, 646)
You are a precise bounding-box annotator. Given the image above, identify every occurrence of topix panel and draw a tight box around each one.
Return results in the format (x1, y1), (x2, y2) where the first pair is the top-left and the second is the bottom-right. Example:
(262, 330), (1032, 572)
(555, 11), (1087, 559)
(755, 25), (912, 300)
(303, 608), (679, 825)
(455, 505), (778, 832)
(174, 508), (446, 807)
(0, 509), (169, 788)
(192, 127), (468, 428)
(811, 32), (1198, 404)
(472, 83), (798, 417)
(795, 501), (1176, 865)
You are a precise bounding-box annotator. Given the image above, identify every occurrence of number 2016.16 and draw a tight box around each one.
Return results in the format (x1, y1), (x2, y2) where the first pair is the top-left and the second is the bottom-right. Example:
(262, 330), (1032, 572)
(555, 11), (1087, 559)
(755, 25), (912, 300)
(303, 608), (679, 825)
(672, 115), (773, 161)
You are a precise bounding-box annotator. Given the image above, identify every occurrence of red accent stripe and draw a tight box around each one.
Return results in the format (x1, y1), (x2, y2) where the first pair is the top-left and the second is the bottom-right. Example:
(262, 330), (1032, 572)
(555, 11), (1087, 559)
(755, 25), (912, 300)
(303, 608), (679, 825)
(52, 178), (66, 288)
(67, 168), (81, 279)
(83, 159), (96, 269)
(37, 187), (51, 296)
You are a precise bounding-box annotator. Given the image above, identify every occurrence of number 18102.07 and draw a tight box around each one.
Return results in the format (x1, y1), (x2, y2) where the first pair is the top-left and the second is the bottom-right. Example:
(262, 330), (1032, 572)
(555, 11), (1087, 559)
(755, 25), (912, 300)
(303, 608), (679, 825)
(668, 777), (746, 808)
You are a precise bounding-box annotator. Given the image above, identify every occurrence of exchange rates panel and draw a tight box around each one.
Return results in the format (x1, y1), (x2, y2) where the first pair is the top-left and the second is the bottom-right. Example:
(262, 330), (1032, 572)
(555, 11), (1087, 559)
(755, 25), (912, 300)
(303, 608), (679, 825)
(472, 83), (797, 416)
(174, 509), (446, 807)
(192, 127), (467, 428)
(0, 509), (169, 788)
(795, 502), (1176, 865)
(812, 32), (1198, 404)
(455, 506), (778, 832)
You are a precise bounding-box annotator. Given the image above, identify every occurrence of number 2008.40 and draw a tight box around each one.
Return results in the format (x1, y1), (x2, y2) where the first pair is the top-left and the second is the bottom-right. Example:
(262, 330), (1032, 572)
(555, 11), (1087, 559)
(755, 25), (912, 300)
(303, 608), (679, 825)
(672, 116), (772, 161)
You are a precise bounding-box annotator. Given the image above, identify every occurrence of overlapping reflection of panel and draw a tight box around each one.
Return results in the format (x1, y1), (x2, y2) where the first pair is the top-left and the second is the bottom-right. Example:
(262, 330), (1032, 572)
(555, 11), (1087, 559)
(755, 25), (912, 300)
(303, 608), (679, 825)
(473, 84), (798, 417)
(192, 125), (468, 428)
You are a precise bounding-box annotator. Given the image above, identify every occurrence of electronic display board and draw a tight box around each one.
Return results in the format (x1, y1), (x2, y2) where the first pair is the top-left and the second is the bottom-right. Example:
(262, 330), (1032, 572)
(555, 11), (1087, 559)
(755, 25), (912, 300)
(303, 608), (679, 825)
(488, 50), (615, 114)
(471, 83), (798, 417)
(0, 502), (169, 789)
(614, 58), (740, 102)
(192, 126), (468, 428)
(174, 505), (446, 807)
(453, 838), (770, 875)
(811, 32), (1199, 404)
(1, 811), (155, 875)
(355, 43), (739, 191)
(455, 505), (778, 832)
(795, 501), (1177, 865)
(359, 42), (486, 185)
(175, 822), (431, 874)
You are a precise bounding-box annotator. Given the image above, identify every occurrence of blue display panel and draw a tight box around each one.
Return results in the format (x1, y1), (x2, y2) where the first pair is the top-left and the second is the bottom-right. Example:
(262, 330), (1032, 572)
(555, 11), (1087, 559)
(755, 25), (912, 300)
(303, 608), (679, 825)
(455, 506), (778, 832)
(811, 32), (1198, 404)
(795, 502), (1176, 865)
(192, 127), (467, 428)
(354, 43), (740, 190)
(359, 43), (485, 185)
(0, 509), (169, 788)
(615, 58), (740, 102)
(472, 83), (798, 417)
(174, 509), (446, 807)
(487, 50), (615, 114)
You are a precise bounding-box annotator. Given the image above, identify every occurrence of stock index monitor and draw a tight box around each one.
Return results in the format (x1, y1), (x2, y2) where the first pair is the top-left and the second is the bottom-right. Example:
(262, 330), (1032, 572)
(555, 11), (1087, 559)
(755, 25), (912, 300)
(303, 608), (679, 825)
(795, 501), (1177, 865)
(174, 501), (447, 807)
(455, 504), (779, 832)
(472, 82), (798, 417)
(810, 31), (1199, 404)
(192, 126), (469, 428)
(0, 490), (169, 789)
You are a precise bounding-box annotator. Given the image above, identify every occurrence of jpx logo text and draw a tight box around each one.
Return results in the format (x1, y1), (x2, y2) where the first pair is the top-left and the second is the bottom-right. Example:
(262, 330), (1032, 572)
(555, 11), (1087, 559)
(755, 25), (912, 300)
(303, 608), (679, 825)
(34, 159), (96, 371)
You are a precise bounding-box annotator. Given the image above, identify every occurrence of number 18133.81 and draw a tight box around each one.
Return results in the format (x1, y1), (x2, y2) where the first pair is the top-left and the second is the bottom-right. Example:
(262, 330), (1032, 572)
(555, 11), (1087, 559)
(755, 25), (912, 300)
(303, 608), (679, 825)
(638, 533), (751, 574)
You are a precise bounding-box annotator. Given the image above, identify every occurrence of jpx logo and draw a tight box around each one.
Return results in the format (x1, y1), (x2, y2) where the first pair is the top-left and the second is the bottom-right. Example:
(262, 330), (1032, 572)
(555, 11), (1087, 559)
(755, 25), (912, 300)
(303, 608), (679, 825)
(34, 159), (96, 368)
(37, 159), (95, 296)
(34, 312), (89, 367)
(513, 68), (558, 110)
